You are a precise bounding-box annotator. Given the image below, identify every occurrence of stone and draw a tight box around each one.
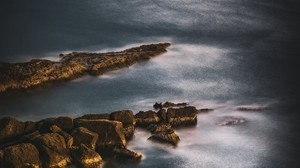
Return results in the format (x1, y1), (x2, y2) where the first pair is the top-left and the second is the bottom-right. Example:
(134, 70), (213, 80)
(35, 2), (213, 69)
(197, 108), (214, 113)
(147, 123), (172, 134)
(37, 116), (73, 132)
(148, 130), (180, 146)
(162, 101), (188, 108)
(153, 102), (162, 110)
(157, 109), (167, 121)
(113, 145), (142, 160)
(110, 110), (135, 140)
(71, 127), (98, 150)
(49, 125), (73, 148)
(75, 119), (126, 149)
(24, 121), (37, 134)
(135, 110), (160, 127)
(1, 143), (40, 168)
(71, 144), (102, 168)
(166, 106), (197, 127)
(32, 133), (71, 168)
(0, 117), (25, 143)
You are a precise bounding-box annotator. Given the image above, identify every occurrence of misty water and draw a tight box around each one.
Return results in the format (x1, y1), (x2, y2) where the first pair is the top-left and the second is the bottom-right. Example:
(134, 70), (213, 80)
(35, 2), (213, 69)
(0, 0), (299, 167)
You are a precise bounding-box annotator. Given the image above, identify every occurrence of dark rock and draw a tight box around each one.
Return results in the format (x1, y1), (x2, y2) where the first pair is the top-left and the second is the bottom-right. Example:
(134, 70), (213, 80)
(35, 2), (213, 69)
(71, 127), (98, 150)
(135, 110), (160, 127)
(75, 119), (126, 149)
(71, 144), (102, 168)
(166, 106), (197, 127)
(0, 117), (25, 143)
(37, 116), (73, 132)
(49, 125), (73, 148)
(157, 109), (167, 121)
(32, 133), (71, 168)
(24, 121), (37, 134)
(162, 101), (188, 108)
(1, 143), (40, 168)
(148, 130), (180, 146)
(110, 110), (135, 140)
(197, 108), (214, 113)
(113, 145), (142, 160)
(237, 107), (266, 111)
(153, 102), (162, 110)
(75, 114), (110, 120)
(218, 117), (247, 126)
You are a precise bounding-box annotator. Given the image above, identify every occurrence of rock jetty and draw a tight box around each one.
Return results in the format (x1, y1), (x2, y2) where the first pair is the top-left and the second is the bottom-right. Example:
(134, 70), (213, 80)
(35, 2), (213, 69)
(0, 101), (207, 168)
(0, 43), (170, 93)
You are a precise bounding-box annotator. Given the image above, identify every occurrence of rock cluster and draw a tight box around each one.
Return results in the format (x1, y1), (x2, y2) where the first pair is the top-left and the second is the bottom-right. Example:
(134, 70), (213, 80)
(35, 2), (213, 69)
(0, 43), (170, 93)
(0, 102), (210, 167)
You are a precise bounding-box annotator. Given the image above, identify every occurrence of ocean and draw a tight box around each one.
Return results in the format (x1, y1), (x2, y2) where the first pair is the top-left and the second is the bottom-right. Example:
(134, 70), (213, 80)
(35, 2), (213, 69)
(0, 0), (299, 167)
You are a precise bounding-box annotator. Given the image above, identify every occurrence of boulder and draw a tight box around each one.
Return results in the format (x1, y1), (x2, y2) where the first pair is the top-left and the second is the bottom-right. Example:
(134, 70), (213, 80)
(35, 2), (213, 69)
(166, 106), (197, 127)
(0, 117), (25, 142)
(71, 127), (98, 150)
(71, 144), (102, 168)
(148, 130), (180, 146)
(24, 121), (37, 134)
(32, 133), (71, 168)
(147, 123), (172, 134)
(49, 125), (73, 148)
(75, 114), (110, 120)
(1, 143), (40, 168)
(153, 102), (162, 110)
(113, 145), (142, 160)
(135, 111), (160, 127)
(75, 119), (126, 149)
(110, 110), (135, 140)
(37, 116), (73, 132)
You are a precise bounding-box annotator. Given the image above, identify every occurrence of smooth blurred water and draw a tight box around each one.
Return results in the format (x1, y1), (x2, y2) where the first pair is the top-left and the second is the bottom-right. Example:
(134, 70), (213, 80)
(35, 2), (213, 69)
(0, 0), (299, 167)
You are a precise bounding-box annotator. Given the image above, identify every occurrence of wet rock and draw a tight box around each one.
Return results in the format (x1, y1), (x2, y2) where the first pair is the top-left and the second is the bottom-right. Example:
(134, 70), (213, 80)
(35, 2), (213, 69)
(148, 130), (180, 146)
(166, 106), (198, 127)
(110, 110), (135, 140)
(113, 145), (142, 160)
(71, 144), (102, 168)
(0, 117), (25, 143)
(49, 125), (73, 148)
(75, 119), (126, 149)
(71, 127), (98, 150)
(75, 114), (110, 120)
(218, 117), (247, 126)
(1, 143), (40, 168)
(197, 108), (214, 113)
(135, 110), (160, 127)
(32, 133), (71, 168)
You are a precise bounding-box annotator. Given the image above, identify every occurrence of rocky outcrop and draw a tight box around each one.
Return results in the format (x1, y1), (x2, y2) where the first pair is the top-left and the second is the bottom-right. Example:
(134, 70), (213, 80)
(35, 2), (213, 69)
(0, 143), (40, 168)
(0, 43), (170, 93)
(147, 123), (180, 146)
(135, 110), (161, 127)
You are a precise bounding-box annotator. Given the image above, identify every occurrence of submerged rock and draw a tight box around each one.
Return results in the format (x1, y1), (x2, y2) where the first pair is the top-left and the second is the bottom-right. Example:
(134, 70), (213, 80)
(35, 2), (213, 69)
(218, 117), (247, 126)
(1, 143), (40, 168)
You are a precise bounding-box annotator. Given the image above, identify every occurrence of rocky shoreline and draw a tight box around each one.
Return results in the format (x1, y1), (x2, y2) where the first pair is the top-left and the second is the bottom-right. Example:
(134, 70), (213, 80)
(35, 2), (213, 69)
(0, 101), (210, 168)
(0, 43), (170, 93)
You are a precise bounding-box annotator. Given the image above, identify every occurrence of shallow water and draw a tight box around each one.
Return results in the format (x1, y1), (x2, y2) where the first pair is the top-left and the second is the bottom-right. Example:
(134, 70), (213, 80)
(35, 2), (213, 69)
(0, 0), (299, 167)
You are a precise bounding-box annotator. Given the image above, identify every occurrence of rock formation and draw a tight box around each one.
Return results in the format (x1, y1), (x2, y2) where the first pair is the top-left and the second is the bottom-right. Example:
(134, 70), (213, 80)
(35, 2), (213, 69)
(0, 43), (170, 93)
